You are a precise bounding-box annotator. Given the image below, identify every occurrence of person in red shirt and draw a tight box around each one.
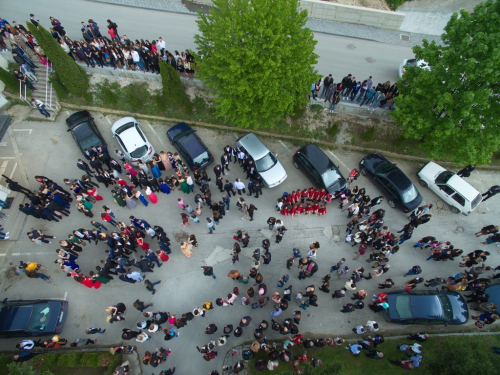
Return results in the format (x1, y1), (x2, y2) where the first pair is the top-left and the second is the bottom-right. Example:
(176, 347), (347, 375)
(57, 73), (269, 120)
(297, 203), (305, 215)
(281, 205), (289, 218)
(318, 205), (326, 216)
(312, 202), (319, 216)
(290, 204), (297, 218)
(294, 189), (302, 204)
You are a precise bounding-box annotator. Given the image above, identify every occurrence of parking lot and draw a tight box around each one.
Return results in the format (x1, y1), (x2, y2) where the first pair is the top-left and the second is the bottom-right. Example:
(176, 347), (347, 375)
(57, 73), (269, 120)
(0, 106), (499, 372)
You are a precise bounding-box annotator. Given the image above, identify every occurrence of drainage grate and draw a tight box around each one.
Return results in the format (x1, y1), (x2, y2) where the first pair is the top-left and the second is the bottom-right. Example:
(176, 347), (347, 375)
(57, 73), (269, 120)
(366, 57), (375, 63)
(400, 34), (411, 42)
(347, 44), (356, 50)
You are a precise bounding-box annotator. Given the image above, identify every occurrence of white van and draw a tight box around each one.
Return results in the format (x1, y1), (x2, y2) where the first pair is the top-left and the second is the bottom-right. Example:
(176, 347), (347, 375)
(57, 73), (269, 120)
(417, 162), (482, 215)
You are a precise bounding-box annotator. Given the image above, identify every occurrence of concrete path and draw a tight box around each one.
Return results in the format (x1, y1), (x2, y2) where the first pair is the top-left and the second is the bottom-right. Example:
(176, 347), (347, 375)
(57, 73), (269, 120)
(398, 0), (486, 36)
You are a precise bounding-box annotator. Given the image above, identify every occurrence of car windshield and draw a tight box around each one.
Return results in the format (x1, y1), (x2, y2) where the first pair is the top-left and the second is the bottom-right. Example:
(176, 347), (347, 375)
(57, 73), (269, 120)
(405, 59), (418, 67)
(115, 122), (135, 134)
(435, 171), (454, 184)
(255, 152), (277, 172)
(471, 193), (482, 210)
(401, 184), (419, 203)
(376, 162), (396, 175)
(130, 145), (148, 159)
(322, 169), (341, 187)
(73, 124), (100, 150)
(438, 294), (452, 321)
(26, 303), (51, 332)
(193, 151), (210, 166)
(395, 295), (413, 319)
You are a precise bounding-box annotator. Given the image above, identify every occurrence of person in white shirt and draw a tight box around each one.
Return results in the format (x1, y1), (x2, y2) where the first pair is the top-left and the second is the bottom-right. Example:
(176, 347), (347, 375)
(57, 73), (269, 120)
(130, 49), (144, 71)
(126, 270), (144, 282)
(156, 37), (166, 51)
(15, 339), (41, 350)
(234, 178), (245, 195)
(31, 98), (50, 118)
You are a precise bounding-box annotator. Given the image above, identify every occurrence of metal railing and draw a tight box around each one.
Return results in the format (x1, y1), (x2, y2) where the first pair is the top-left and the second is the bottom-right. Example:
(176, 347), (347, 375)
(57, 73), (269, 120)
(18, 81), (34, 106)
(44, 64), (58, 114)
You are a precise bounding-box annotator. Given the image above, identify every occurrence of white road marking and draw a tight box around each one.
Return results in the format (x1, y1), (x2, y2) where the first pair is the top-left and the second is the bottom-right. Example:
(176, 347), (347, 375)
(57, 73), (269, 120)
(0, 157), (15, 160)
(0, 161), (8, 175)
(145, 121), (165, 147)
(63, 292), (68, 301)
(9, 162), (17, 179)
(105, 116), (112, 125)
(0, 253), (6, 256)
(13, 129), (32, 135)
(0, 142), (7, 146)
(12, 252), (53, 256)
(66, 111), (70, 116)
(278, 140), (291, 153)
(328, 150), (351, 173)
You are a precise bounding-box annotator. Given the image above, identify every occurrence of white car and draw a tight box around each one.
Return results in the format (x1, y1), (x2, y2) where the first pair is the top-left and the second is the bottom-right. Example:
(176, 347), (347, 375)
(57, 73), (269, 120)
(417, 161), (482, 215)
(111, 117), (154, 166)
(399, 59), (430, 79)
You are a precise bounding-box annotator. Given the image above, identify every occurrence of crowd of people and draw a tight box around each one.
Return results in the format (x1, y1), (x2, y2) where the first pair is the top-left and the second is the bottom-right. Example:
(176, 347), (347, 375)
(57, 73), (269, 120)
(311, 73), (399, 113)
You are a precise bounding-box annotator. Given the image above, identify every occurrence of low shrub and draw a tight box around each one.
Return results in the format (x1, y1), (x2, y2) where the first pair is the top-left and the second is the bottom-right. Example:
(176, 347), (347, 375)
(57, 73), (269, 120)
(361, 126), (375, 142)
(327, 122), (339, 139)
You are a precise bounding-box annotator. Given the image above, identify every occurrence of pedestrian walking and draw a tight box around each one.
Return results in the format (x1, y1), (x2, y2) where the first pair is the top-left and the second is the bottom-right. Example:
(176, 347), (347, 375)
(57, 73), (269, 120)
(31, 98), (50, 118)
(482, 185), (500, 201)
(457, 164), (475, 178)
(202, 266), (216, 279)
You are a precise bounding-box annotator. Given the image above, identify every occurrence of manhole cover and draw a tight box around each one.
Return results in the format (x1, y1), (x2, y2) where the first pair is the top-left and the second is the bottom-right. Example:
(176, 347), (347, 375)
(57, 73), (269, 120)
(400, 34), (411, 42)
(347, 44), (356, 50)
(366, 57), (375, 63)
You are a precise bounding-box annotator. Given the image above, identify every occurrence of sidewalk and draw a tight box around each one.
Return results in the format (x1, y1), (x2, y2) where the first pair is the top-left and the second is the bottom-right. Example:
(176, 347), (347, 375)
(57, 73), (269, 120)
(87, 0), (443, 47)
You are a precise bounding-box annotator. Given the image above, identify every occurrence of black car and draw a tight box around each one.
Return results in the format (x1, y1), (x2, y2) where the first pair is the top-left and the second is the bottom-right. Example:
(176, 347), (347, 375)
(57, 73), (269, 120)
(166, 122), (213, 170)
(359, 153), (422, 212)
(293, 143), (346, 196)
(383, 291), (468, 325)
(0, 299), (68, 338)
(66, 111), (106, 155)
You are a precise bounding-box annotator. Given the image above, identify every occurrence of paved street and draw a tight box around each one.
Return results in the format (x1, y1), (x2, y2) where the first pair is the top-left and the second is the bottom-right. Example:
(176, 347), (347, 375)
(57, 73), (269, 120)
(0, 106), (499, 373)
(0, 0), (415, 84)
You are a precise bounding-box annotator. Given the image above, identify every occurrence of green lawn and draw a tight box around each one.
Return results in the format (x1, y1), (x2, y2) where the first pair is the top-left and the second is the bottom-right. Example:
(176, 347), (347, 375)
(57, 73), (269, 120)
(247, 334), (500, 375)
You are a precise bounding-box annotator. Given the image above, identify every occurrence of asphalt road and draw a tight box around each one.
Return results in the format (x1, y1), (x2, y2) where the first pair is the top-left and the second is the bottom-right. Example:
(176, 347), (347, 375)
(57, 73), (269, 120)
(0, 0), (413, 84)
(0, 106), (499, 373)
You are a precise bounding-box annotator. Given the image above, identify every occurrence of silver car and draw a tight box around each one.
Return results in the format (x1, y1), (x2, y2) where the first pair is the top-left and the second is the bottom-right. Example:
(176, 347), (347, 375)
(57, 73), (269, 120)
(236, 133), (287, 188)
(111, 117), (154, 166)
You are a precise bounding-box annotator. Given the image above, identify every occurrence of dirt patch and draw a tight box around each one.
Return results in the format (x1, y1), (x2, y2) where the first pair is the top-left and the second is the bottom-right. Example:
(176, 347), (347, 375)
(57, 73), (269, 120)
(323, 0), (391, 11)
(172, 230), (190, 243)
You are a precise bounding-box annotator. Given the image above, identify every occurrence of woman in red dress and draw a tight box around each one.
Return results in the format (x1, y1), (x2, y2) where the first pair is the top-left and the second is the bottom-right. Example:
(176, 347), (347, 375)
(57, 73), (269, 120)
(137, 237), (150, 251)
(156, 249), (169, 262)
(88, 188), (103, 201)
(146, 187), (158, 204)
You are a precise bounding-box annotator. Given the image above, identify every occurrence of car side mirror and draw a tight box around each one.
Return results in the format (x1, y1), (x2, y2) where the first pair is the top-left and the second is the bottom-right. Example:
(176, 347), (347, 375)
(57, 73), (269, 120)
(66, 129), (72, 132)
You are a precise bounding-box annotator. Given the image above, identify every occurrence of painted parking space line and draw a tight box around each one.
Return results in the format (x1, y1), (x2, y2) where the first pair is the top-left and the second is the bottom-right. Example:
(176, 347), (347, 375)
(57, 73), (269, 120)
(0, 157), (15, 159)
(278, 140), (291, 153)
(12, 252), (53, 256)
(0, 142), (7, 147)
(0, 253), (6, 256)
(328, 150), (352, 174)
(105, 116), (112, 125)
(145, 121), (165, 148)
(9, 162), (17, 179)
(0, 161), (8, 175)
(13, 129), (32, 135)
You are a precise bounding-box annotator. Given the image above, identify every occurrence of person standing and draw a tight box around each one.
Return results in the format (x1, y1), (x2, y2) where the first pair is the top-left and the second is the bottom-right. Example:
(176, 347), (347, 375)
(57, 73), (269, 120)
(202, 266), (216, 279)
(27, 229), (55, 244)
(482, 185), (500, 201)
(13, 70), (37, 91)
(224, 180), (236, 197)
(457, 165), (475, 178)
(234, 178), (246, 195)
(77, 159), (94, 176)
(320, 74), (333, 99)
(31, 98), (51, 118)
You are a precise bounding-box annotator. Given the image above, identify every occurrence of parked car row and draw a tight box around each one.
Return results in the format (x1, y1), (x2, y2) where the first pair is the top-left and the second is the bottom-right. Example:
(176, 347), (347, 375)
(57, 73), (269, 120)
(65, 112), (484, 214)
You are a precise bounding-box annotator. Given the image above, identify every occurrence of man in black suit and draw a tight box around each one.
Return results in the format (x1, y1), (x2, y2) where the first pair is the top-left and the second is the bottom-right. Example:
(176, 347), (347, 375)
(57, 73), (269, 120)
(254, 180), (263, 198)
(127, 173), (142, 189)
(221, 154), (230, 173)
(139, 176), (151, 190)
(213, 164), (223, 177)
(224, 180), (236, 197)
(90, 156), (104, 174)
(133, 257), (154, 272)
(99, 153), (112, 170)
(76, 159), (93, 175)
(83, 148), (96, 160)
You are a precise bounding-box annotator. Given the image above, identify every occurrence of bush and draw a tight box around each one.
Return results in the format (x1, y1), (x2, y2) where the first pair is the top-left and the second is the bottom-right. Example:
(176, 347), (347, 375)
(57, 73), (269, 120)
(49, 72), (69, 100)
(0, 67), (19, 93)
(387, 0), (408, 10)
(159, 59), (190, 108)
(128, 91), (142, 112)
(27, 23), (89, 96)
(291, 103), (307, 120)
(394, 136), (406, 148)
(327, 122), (339, 138)
(310, 104), (323, 112)
(361, 126), (375, 142)
(56, 353), (82, 367)
(102, 86), (118, 105)
(154, 94), (167, 112)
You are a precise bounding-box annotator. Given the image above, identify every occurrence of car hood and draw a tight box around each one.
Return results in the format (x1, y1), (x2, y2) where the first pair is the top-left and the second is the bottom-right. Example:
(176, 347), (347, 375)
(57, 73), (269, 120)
(360, 154), (388, 173)
(418, 161), (446, 180)
(259, 162), (287, 187)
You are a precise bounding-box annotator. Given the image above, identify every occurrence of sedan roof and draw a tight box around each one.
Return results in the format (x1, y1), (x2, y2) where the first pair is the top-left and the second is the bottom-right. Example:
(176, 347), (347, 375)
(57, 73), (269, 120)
(0, 305), (32, 331)
(299, 143), (336, 173)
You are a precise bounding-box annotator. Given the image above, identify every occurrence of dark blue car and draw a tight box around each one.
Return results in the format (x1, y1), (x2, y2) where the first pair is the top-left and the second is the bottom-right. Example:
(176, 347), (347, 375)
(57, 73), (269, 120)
(0, 299), (68, 338)
(383, 291), (468, 325)
(166, 123), (213, 170)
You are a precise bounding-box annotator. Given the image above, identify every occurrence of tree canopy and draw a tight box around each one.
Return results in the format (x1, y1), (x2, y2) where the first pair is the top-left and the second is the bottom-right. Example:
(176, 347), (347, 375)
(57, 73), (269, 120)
(194, 0), (318, 128)
(392, 0), (500, 164)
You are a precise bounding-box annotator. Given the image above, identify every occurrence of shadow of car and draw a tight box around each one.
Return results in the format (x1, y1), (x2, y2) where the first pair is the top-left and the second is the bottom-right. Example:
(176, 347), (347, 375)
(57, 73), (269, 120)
(0, 299), (68, 338)
(66, 111), (106, 155)
(293, 143), (346, 197)
(383, 290), (468, 325)
(166, 123), (213, 170)
(359, 153), (423, 212)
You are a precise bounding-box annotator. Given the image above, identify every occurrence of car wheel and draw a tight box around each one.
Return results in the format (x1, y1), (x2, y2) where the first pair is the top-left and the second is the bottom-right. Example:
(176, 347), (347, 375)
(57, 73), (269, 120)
(360, 167), (368, 176)
(450, 206), (460, 214)
(418, 179), (428, 188)
(293, 161), (299, 169)
(388, 199), (396, 208)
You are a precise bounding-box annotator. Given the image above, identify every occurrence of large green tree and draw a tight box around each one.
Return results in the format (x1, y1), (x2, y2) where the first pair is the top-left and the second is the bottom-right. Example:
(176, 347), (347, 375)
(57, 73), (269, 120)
(393, 0), (500, 164)
(26, 23), (89, 96)
(194, 0), (318, 128)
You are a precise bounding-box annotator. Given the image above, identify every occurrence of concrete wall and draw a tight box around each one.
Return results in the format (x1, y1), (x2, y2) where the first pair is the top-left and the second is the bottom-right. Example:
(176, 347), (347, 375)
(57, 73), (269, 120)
(190, 0), (405, 30)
